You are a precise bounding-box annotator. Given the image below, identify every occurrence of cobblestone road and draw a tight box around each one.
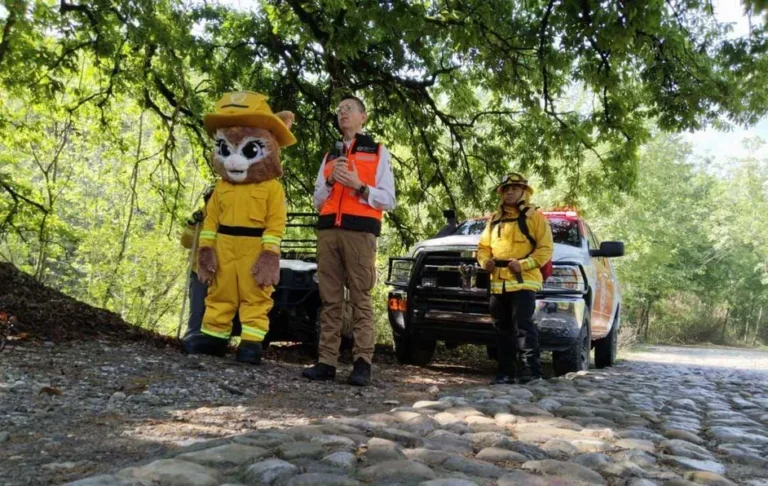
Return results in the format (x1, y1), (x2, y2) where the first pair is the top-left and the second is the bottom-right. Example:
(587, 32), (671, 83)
(54, 345), (768, 486)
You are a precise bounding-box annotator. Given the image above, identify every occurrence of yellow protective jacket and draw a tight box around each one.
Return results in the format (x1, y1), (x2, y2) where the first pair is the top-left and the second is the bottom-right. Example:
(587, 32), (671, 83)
(181, 208), (206, 272)
(476, 202), (553, 294)
(198, 179), (286, 253)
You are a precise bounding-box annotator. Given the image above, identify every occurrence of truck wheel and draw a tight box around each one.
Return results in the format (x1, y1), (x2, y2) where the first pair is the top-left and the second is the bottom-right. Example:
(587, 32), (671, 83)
(552, 315), (591, 376)
(594, 308), (619, 369)
(394, 335), (436, 366)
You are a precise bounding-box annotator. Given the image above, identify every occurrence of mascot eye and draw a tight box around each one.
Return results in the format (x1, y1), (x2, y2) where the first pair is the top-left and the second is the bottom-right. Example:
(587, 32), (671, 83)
(242, 140), (265, 160)
(216, 140), (231, 157)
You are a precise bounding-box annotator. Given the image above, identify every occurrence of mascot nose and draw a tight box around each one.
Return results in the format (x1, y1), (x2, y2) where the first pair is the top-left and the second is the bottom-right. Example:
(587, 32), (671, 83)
(225, 154), (250, 172)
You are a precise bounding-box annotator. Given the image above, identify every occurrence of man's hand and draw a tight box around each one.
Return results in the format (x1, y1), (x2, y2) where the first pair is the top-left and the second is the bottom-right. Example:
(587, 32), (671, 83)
(484, 260), (496, 272)
(331, 157), (348, 178)
(507, 259), (522, 273)
(334, 159), (362, 189)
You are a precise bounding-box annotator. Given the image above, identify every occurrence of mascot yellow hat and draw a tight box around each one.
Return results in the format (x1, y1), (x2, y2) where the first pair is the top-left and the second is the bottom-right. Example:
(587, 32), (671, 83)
(203, 91), (297, 147)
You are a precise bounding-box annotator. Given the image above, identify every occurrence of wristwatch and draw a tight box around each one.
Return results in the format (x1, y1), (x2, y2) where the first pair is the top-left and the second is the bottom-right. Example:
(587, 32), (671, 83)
(356, 184), (369, 198)
(325, 176), (334, 188)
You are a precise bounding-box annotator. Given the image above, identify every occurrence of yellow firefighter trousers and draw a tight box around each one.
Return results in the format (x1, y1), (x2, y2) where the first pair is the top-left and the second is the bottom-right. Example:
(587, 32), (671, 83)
(202, 234), (274, 343)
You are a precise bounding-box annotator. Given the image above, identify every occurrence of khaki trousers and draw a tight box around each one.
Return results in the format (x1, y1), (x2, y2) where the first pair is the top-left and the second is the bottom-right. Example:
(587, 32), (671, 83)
(317, 229), (377, 366)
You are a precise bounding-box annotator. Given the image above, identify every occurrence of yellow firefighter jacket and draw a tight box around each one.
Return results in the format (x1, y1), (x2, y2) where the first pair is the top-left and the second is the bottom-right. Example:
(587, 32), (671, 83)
(181, 209), (206, 273)
(198, 179), (286, 253)
(476, 202), (553, 294)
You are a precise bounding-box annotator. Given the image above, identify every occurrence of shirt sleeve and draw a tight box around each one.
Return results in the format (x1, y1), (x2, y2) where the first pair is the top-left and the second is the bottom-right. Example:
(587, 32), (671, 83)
(180, 223), (196, 249)
(198, 186), (220, 249)
(262, 182), (287, 254)
(313, 155), (331, 211)
(362, 145), (396, 211)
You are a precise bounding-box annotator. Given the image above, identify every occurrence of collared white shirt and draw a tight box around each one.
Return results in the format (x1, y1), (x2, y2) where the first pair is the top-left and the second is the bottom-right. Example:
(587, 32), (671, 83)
(313, 138), (397, 212)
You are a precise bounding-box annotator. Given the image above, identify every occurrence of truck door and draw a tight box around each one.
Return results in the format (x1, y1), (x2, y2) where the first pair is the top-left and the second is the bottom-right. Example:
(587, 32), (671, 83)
(585, 224), (614, 338)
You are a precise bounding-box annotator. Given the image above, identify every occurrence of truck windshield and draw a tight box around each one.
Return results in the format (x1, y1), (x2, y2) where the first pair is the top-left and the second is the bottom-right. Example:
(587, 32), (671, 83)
(452, 219), (488, 235)
(548, 218), (581, 247)
(452, 217), (581, 247)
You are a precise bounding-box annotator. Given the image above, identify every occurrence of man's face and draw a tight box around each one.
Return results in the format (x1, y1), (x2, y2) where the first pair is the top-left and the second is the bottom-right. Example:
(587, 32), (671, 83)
(336, 99), (367, 134)
(501, 184), (525, 205)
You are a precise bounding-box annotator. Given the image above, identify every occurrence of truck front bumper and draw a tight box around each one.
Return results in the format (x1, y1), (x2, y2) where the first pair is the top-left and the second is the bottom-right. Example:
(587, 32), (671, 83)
(387, 289), (586, 351)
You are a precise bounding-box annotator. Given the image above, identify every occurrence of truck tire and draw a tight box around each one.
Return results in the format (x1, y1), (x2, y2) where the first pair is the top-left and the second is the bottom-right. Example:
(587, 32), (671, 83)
(394, 335), (437, 366)
(552, 315), (591, 376)
(594, 308), (619, 369)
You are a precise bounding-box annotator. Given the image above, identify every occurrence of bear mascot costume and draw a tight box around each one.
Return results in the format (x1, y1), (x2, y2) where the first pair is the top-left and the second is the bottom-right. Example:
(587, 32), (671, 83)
(183, 91), (294, 364)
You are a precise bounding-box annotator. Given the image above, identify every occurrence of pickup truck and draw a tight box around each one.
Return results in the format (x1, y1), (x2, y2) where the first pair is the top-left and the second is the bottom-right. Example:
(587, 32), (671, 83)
(386, 210), (624, 376)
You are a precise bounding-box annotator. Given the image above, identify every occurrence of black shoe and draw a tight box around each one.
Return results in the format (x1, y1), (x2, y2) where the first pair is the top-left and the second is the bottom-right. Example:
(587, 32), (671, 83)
(348, 358), (371, 387)
(182, 334), (228, 357)
(302, 362), (336, 381)
(236, 341), (263, 365)
(490, 374), (517, 385)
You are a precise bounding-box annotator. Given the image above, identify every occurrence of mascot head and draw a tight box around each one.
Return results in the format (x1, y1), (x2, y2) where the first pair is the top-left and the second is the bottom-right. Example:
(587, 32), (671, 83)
(203, 91), (295, 184)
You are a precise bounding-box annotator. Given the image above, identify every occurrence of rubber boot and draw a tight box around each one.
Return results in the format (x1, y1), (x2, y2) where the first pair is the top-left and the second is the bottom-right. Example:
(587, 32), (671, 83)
(235, 341), (263, 365)
(182, 334), (228, 357)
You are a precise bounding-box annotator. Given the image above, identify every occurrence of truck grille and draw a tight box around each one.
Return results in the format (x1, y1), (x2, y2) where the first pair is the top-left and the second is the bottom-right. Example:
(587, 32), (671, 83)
(418, 251), (489, 291)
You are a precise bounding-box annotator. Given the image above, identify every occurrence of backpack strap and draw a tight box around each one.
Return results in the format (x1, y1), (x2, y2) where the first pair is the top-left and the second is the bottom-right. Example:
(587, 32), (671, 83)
(517, 207), (538, 258)
(490, 216), (519, 237)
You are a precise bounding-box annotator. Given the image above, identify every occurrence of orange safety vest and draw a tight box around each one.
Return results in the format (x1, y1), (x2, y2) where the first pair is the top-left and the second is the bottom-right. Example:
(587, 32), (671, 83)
(318, 133), (383, 236)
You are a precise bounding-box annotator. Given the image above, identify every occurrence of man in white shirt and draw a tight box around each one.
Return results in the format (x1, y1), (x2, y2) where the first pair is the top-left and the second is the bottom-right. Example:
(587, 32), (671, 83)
(303, 95), (396, 386)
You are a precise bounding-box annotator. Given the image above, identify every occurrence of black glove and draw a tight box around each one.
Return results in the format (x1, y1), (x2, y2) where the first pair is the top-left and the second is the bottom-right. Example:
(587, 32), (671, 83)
(187, 210), (204, 226)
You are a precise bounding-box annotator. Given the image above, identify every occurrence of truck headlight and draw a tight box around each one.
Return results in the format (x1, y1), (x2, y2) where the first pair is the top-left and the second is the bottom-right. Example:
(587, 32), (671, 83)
(390, 260), (413, 285)
(544, 265), (585, 292)
(312, 272), (319, 283)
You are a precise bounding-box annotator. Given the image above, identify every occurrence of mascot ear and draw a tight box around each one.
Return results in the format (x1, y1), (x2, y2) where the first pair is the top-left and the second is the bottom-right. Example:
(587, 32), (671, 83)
(276, 111), (295, 131)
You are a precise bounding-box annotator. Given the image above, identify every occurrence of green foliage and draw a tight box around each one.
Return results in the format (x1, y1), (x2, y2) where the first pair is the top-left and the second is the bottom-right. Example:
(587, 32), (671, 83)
(586, 135), (768, 345)
(2, 0), (768, 244)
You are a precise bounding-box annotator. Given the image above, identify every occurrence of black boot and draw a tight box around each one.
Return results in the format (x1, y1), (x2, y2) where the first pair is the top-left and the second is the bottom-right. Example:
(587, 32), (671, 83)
(302, 362), (336, 381)
(490, 374), (517, 385)
(182, 334), (228, 357)
(519, 352), (543, 384)
(348, 358), (371, 387)
(236, 341), (263, 365)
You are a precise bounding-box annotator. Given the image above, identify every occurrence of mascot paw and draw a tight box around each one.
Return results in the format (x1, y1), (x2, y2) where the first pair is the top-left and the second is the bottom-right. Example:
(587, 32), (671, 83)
(197, 247), (217, 285)
(252, 251), (280, 288)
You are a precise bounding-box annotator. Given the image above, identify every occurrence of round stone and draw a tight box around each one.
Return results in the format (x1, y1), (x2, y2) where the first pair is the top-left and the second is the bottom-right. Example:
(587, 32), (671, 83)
(245, 459), (299, 486)
(358, 459), (436, 482)
(321, 451), (357, 471)
(117, 459), (222, 486)
(475, 447), (528, 463)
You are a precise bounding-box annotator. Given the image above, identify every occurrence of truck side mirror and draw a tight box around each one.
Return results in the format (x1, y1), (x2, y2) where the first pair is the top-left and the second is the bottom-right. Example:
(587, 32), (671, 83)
(442, 209), (456, 223)
(589, 241), (625, 258)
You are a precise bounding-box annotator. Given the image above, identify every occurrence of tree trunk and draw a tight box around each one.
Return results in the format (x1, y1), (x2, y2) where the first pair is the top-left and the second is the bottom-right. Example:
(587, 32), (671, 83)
(721, 307), (730, 344)
(744, 299), (755, 343)
(754, 306), (763, 346)
(643, 301), (653, 342)
(636, 304), (647, 341)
